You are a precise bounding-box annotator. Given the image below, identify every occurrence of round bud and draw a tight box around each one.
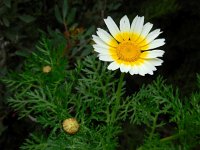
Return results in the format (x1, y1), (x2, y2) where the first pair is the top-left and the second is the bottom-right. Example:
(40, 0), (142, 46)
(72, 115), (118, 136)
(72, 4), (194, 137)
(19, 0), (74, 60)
(62, 118), (79, 134)
(43, 65), (52, 73)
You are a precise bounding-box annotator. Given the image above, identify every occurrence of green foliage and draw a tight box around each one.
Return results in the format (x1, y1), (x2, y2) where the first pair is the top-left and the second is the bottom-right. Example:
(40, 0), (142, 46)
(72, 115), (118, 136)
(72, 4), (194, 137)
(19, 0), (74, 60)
(0, 0), (40, 43)
(3, 37), (123, 149)
(141, 135), (176, 150)
(2, 36), (200, 149)
(119, 76), (200, 149)
(120, 77), (181, 125)
(54, 0), (74, 26)
(1, 0), (200, 149)
(140, 0), (179, 20)
(20, 125), (119, 150)
(0, 0), (94, 70)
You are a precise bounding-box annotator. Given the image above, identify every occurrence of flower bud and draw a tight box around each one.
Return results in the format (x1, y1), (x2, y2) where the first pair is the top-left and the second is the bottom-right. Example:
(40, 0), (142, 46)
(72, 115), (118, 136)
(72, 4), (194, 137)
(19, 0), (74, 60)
(62, 118), (79, 134)
(42, 65), (52, 73)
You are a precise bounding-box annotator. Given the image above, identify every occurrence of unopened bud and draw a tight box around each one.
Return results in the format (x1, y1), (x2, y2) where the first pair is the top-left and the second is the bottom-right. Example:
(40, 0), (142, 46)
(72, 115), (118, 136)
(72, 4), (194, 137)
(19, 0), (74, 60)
(62, 118), (79, 134)
(43, 65), (52, 73)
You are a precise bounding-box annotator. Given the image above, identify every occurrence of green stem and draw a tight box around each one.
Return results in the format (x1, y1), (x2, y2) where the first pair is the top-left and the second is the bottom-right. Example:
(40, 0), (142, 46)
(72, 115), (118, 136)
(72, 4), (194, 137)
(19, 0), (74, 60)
(160, 130), (185, 142)
(149, 113), (159, 140)
(137, 113), (159, 150)
(110, 73), (125, 124)
(137, 146), (143, 150)
(137, 129), (185, 150)
(116, 73), (125, 107)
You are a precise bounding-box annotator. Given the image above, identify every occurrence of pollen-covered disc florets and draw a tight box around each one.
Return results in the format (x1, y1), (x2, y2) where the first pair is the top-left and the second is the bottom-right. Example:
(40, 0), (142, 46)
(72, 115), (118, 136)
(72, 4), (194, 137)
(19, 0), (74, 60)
(62, 118), (80, 134)
(92, 15), (165, 76)
(116, 41), (141, 62)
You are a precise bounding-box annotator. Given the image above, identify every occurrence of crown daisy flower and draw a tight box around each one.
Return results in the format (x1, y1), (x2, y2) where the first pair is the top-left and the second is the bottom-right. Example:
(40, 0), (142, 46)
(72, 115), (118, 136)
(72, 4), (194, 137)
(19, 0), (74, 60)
(92, 15), (165, 75)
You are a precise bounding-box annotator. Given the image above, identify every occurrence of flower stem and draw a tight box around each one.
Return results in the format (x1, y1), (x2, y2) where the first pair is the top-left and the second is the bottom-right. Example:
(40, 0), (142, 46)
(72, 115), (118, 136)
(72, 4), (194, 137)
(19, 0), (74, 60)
(116, 73), (125, 106)
(136, 129), (185, 150)
(110, 73), (125, 124)
(149, 113), (159, 140)
(160, 130), (185, 142)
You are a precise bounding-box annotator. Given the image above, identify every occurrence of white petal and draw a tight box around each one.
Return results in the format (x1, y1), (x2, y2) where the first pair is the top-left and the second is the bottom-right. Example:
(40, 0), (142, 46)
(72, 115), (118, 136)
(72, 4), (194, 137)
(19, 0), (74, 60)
(130, 16), (139, 32)
(129, 60), (158, 75)
(129, 65), (139, 75)
(148, 39), (165, 49)
(145, 29), (162, 44)
(98, 54), (113, 62)
(108, 61), (120, 70)
(144, 65), (154, 75)
(120, 15), (131, 41)
(130, 16), (144, 41)
(143, 61), (157, 71)
(96, 28), (118, 47)
(104, 16), (123, 42)
(133, 16), (144, 35)
(140, 22), (153, 39)
(120, 15), (131, 32)
(138, 65), (147, 76)
(93, 44), (110, 55)
(147, 58), (163, 66)
(138, 62), (157, 76)
(140, 50), (165, 59)
(142, 61), (157, 74)
(120, 64), (131, 73)
(92, 35), (108, 49)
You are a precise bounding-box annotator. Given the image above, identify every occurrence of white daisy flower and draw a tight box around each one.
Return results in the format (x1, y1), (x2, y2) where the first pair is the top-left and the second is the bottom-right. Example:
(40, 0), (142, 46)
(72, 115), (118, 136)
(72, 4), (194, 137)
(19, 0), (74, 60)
(92, 15), (165, 76)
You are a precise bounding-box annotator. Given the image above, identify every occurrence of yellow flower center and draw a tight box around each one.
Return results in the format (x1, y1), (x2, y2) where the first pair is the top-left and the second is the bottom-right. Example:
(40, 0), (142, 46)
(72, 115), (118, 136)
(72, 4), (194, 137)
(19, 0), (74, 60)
(116, 41), (141, 62)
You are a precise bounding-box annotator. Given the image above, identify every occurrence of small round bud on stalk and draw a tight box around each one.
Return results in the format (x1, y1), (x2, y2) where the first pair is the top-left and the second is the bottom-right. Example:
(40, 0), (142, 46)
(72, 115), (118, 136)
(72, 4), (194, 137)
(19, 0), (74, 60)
(42, 65), (52, 73)
(62, 118), (80, 134)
